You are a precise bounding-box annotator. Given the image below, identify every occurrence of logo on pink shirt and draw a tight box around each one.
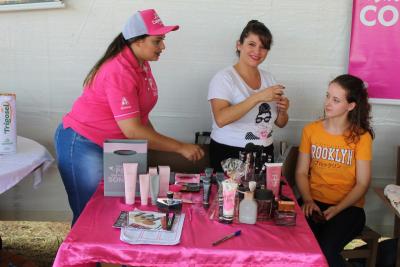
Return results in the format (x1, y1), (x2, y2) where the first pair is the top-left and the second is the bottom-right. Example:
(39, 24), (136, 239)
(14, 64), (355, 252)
(121, 97), (132, 110)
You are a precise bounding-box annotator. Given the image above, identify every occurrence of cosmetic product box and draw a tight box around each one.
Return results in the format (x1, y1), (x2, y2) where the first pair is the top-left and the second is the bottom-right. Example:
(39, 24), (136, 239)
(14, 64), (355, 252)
(103, 139), (147, 196)
(277, 200), (295, 212)
(274, 210), (296, 226)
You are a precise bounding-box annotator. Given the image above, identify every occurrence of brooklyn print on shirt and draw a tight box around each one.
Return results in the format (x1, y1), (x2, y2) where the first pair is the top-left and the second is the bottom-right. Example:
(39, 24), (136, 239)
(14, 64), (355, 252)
(311, 144), (354, 168)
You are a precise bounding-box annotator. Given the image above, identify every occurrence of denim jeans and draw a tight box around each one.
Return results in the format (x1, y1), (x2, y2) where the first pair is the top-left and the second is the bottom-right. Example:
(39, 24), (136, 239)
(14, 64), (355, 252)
(54, 124), (103, 225)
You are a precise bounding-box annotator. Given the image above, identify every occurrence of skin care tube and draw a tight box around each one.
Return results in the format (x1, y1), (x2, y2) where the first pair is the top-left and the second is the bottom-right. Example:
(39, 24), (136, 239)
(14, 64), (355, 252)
(222, 180), (238, 223)
(150, 173), (160, 205)
(123, 163), (138, 205)
(139, 174), (150, 205)
(202, 175), (211, 208)
(158, 166), (170, 197)
(148, 167), (158, 177)
(265, 163), (283, 200)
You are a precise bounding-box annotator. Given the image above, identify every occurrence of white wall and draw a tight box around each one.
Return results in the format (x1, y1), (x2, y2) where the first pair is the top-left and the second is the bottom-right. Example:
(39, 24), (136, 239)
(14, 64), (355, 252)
(1, 0), (399, 234)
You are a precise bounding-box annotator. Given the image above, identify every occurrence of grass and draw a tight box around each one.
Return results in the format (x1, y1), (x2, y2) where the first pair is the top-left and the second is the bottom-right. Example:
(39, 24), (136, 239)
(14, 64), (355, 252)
(0, 221), (70, 267)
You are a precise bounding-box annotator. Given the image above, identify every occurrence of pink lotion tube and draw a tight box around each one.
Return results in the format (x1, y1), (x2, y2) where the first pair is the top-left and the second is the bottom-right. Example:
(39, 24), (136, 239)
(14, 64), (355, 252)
(139, 174), (150, 205)
(123, 163), (138, 205)
(265, 163), (283, 200)
(158, 166), (170, 197)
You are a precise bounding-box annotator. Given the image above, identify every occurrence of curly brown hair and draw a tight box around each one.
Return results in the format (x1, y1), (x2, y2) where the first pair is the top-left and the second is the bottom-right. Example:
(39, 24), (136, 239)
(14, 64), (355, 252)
(329, 74), (374, 144)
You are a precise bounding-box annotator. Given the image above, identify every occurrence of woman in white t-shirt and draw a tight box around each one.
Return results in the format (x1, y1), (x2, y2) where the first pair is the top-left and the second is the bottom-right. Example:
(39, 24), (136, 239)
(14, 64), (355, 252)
(208, 20), (289, 171)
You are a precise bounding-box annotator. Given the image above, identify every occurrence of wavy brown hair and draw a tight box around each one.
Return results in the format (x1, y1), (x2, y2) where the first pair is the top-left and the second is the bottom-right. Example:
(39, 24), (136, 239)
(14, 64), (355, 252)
(329, 74), (374, 144)
(83, 33), (148, 87)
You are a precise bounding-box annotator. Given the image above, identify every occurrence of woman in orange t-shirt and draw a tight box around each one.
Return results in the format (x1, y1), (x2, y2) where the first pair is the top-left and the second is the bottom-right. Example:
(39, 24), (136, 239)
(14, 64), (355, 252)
(295, 74), (374, 267)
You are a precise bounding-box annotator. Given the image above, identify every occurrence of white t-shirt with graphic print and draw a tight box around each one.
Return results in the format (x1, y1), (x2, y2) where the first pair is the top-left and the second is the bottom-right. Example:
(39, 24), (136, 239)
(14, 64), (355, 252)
(208, 66), (278, 148)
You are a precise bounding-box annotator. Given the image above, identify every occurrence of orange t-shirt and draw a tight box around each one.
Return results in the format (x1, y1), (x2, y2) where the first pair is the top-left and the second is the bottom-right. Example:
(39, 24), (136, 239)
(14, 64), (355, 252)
(299, 120), (372, 207)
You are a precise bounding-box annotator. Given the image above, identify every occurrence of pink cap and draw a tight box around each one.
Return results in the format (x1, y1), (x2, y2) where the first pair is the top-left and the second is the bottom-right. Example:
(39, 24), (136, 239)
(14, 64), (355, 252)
(122, 9), (179, 40)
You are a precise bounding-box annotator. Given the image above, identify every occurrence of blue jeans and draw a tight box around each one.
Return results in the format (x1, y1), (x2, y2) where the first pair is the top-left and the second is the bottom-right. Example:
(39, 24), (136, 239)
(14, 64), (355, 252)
(54, 124), (103, 225)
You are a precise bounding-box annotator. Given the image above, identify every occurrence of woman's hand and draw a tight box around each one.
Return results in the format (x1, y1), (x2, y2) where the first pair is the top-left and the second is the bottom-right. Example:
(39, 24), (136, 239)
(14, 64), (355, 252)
(323, 205), (339, 221)
(301, 199), (321, 217)
(255, 84), (285, 103)
(277, 96), (289, 113)
(178, 143), (204, 161)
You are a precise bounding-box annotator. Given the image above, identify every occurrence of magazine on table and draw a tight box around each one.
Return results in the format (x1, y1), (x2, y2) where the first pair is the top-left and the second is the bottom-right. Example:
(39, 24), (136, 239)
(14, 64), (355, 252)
(119, 209), (185, 245)
(127, 210), (164, 230)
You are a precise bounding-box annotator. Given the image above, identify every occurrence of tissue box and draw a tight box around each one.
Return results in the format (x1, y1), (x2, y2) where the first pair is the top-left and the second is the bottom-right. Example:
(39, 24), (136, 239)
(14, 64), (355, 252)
(103, 139), (147, 196)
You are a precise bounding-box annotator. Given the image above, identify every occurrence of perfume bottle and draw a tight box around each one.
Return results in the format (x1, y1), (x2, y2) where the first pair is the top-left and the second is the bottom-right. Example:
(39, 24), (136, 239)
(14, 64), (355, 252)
(239, 181), (257, 224)
(254, 188), (274, 221)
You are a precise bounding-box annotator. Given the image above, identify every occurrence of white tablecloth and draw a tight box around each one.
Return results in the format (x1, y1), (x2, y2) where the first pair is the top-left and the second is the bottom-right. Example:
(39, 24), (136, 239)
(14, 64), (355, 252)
(0, 136), (54, 194)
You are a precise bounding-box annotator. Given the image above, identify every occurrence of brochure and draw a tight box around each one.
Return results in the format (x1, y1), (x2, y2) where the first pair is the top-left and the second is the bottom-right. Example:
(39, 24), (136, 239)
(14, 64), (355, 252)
(120, 209), (185, 245)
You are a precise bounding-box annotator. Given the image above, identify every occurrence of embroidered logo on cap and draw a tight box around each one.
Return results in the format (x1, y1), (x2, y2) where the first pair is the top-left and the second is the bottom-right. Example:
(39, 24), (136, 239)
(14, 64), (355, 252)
(152, 13), (162, 25)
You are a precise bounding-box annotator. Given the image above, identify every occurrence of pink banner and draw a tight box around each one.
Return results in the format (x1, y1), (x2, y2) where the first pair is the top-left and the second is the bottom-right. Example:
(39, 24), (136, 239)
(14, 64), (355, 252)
(349, 0), (400, 101)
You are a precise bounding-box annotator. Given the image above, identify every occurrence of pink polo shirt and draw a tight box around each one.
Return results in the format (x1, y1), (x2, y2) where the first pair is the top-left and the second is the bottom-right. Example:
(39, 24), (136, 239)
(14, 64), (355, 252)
(63, 46), (158, 147)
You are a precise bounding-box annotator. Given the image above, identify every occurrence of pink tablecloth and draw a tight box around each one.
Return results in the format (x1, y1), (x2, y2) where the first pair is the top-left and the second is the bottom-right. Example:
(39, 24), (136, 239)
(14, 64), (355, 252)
(54, 181), (327, 267)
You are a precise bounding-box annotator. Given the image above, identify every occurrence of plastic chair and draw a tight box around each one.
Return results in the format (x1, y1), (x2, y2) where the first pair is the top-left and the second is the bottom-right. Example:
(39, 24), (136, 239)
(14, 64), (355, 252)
(195, 131), (211, 145)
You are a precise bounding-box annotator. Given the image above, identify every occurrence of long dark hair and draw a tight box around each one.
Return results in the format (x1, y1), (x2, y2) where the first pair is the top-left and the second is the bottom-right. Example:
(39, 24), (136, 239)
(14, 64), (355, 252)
(330, 74), (374, 144)
(236, 20), (273, 56)
(83, 33), (148, 86)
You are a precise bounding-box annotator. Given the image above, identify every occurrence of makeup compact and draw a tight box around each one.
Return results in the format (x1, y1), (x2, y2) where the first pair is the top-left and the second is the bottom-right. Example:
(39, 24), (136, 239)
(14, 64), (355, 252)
(174, 173), (201, 192)
(156, 192), (182, 214)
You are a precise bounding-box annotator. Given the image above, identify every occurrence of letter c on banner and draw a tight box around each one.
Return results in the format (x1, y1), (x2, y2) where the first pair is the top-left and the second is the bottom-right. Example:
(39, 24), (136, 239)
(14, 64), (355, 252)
(360, 5), (377, 26)
(360, 5), (399, 27)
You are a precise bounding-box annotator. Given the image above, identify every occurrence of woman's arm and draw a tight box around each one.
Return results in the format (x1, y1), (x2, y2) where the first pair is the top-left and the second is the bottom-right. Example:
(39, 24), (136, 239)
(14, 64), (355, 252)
(295, 152), (321, 217)
(117, 117), (204, 161)
(210, 97), (258, 128)
(323, 160), (371, 220)
(211, 85), (285, 128)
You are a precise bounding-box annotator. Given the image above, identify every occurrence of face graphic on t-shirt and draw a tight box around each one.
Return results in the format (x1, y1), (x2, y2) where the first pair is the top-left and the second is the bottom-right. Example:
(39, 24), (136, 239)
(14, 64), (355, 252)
(245, 103), (273, 141)
(255, 103), (272, 124)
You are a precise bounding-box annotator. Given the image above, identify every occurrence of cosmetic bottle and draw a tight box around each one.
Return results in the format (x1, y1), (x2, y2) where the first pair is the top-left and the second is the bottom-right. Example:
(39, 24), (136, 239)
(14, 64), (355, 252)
(266, 163), (282, 200)
(254, 188), (274, 221)
(150, 173), (160, 205)
(202, 175), (211, 209)
(158, 166), (170, 197)
(239, 181), (257, 224)
(221, 179), (238, 223)
(139, 174), (150, 205)
(123, 163), (138, 205)
(215, 172), (225, 222)
(242, 153), (254, 189)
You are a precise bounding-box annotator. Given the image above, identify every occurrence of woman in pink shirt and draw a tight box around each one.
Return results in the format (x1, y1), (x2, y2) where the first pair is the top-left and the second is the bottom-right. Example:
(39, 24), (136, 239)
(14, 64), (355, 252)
(54, 9), (204, 225)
